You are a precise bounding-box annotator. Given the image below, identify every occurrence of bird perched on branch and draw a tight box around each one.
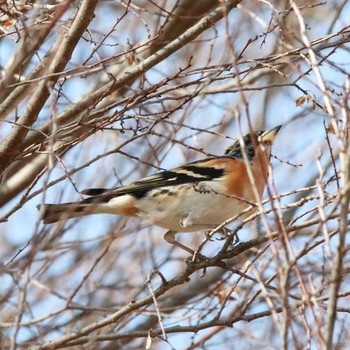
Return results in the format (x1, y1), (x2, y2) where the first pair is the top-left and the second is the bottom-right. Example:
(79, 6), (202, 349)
(38, 125), (281, 254)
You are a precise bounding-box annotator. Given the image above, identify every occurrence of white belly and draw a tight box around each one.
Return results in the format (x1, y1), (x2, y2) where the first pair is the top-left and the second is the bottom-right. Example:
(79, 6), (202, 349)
(134, 182), (254, 232)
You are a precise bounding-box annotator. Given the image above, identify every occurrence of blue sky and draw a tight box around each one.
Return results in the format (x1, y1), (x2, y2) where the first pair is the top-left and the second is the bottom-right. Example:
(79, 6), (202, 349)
(1, 1), (350, 347)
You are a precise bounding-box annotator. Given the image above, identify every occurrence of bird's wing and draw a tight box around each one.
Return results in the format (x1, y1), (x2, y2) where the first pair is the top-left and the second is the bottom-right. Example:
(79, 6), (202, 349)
(81, 158), (227, 200)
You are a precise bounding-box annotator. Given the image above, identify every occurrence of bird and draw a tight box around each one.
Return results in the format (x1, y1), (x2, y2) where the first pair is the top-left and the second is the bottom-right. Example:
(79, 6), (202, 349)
(38, 125), (282, 254)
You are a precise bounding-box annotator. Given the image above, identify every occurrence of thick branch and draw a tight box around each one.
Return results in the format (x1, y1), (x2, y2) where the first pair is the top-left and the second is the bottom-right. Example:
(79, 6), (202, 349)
(0, 0), (99, 175)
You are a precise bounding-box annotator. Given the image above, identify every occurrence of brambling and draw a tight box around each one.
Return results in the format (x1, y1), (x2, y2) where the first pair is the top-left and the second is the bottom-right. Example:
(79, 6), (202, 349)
(38, 125), (281, 254)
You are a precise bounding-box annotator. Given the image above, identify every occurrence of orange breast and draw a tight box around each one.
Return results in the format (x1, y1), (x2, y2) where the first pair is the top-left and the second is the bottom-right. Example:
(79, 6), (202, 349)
(203, 157), (269, 201)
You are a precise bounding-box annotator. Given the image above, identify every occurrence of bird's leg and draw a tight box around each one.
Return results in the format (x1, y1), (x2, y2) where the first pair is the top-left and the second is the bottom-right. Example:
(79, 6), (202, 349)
(164, 230), (211, 266)
(204, 230), (215, 241)
(163, 230), (195, 255)
(215, 227), (230, 241)
(215, 227), (240, 244)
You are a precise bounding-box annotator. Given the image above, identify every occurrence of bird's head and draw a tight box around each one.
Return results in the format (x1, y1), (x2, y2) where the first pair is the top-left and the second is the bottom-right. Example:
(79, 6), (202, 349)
(224, 125), (282, 161)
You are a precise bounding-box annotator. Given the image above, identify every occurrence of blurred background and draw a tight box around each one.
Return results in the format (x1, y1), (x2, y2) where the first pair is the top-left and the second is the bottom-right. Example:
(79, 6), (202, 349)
(0, 0), (350, 349)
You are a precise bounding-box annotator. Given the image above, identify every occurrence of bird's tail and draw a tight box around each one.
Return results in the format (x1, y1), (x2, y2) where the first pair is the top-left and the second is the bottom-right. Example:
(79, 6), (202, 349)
(38, 191), (137, 224)
(37, 202), (100, 224)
